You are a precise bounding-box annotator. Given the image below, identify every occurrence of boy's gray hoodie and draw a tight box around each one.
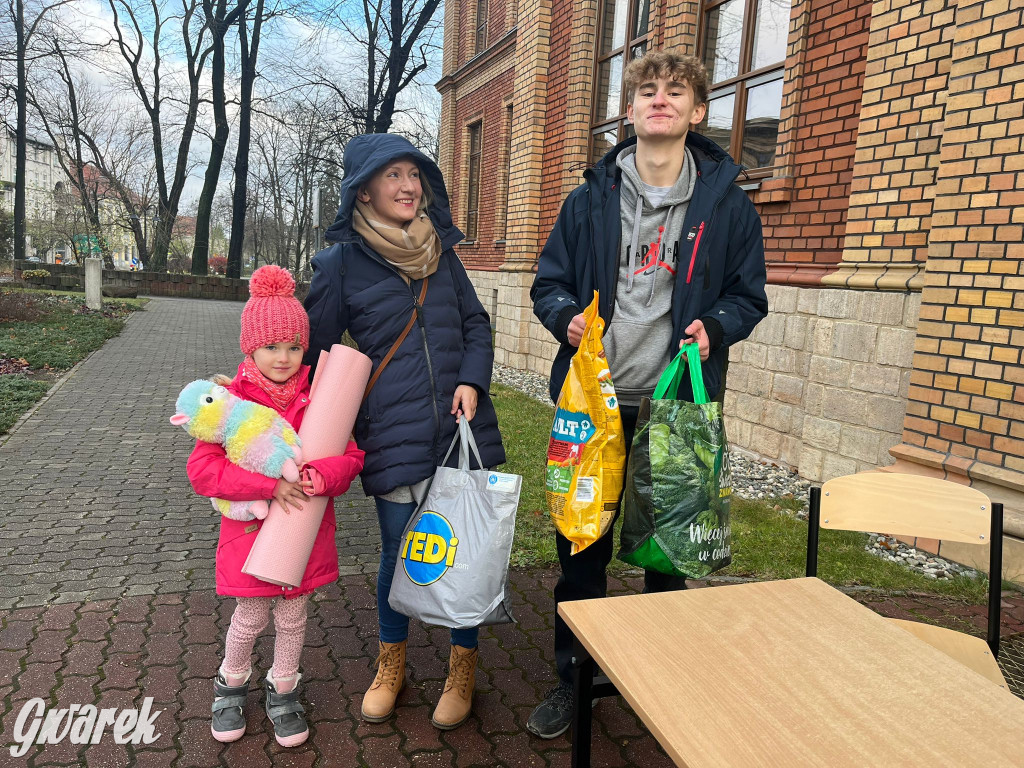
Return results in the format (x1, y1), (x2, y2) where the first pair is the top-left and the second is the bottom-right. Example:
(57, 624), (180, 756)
(603, 144), (696, 406)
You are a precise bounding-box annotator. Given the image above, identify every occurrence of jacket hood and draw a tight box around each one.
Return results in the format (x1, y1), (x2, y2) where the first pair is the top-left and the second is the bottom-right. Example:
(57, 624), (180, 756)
(590, 131), (742, 195)
(324, 133), (463, 249)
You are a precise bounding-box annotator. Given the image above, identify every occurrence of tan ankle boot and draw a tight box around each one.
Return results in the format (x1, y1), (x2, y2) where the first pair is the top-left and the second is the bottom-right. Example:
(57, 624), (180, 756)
(361, 640), (406, 722)
(431, 644), (478, 730)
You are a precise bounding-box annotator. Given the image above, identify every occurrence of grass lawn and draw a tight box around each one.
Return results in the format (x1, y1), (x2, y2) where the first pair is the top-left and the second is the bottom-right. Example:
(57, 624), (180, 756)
(0, 287), (146, 434)
(492, 382), (997, 601)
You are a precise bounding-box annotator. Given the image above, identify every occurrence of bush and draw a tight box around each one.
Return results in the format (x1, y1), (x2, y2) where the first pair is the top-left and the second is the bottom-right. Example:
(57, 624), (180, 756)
(21, 269), (51, 279)
(209, 255), (227, 275)
(0, 375), (50, 434)
(0, 291), (43, 322)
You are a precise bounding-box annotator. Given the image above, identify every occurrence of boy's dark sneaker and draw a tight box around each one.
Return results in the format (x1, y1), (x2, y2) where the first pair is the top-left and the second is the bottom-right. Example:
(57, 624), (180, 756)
(526, 681), (574, 739)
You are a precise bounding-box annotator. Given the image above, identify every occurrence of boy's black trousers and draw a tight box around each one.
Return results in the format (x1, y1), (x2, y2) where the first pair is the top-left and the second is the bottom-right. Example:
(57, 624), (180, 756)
(552, 403), (688, 685)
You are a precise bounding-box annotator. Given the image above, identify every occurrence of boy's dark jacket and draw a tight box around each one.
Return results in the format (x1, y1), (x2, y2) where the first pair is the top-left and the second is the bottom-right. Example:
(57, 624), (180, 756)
(531, 132), (769, 402)
(304, 133), (505, 497)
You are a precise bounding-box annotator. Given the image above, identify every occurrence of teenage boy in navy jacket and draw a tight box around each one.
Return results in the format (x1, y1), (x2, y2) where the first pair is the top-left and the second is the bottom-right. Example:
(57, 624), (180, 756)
(528, 50), (768, 738)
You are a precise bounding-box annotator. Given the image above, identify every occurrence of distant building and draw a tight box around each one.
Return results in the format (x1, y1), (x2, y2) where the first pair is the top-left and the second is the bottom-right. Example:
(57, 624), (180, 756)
(0, 124), (69, 261)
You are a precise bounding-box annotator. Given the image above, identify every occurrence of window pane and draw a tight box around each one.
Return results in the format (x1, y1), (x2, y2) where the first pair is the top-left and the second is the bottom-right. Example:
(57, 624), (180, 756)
(753, 0), (791, 70)
(632, 0), (651, 38)
(591, 127), (619, 163)
(476, 0), (488, 50)
(630, 41), (647, 62)
(595, 54), (624, 122)
(467, 123), (482, 240)
(599, 0), (628, 54)
(702, 0), (744, 84)
(699, 93), (735, 154)
(741, 77), (783, 169)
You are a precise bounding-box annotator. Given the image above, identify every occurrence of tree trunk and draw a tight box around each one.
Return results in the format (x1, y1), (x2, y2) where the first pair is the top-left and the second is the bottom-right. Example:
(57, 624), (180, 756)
(227, 0), (264, 279)
(191, 1), (230, 275)
(14, 0), (27, 262)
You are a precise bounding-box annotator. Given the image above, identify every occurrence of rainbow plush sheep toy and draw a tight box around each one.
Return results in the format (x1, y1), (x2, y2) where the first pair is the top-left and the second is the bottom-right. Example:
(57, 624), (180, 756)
(170, 380), (303, 521)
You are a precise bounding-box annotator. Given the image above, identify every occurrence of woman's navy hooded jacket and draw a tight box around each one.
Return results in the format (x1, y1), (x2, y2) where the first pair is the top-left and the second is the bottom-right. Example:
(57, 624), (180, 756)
(531, 132), (768, 403)
(303, 134), (505, 497)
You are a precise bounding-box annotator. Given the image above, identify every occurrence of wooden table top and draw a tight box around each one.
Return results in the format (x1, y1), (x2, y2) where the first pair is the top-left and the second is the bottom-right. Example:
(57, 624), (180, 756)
(558, 577), (1024, 767)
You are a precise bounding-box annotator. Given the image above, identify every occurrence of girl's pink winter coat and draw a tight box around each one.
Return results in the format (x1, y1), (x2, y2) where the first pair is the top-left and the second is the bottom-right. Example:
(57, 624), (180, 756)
(186, 362), (365, 599)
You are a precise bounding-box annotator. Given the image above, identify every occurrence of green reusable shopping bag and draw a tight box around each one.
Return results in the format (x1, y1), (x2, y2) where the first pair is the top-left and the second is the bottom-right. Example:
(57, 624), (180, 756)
(618, 343), (733, 579)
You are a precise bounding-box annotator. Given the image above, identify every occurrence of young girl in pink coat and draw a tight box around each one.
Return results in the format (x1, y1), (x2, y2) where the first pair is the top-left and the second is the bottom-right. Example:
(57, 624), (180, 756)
(186, 265), (364, 747)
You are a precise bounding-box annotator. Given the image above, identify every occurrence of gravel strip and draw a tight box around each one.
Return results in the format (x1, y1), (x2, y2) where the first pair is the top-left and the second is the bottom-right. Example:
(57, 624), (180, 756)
(492, 361), (979, 582)
(493, 362), (553, 404)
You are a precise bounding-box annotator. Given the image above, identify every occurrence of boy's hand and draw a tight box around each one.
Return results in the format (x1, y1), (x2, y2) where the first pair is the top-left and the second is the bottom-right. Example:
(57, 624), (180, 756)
(681, 319), (710, 361)
(452, 384), (478, 422)
(567, 313), (586, 347)
(273, 478), (313, 512)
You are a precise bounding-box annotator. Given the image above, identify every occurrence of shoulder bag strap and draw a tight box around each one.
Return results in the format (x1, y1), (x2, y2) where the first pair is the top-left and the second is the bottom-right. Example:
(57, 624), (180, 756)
(362, 277), (429, 402)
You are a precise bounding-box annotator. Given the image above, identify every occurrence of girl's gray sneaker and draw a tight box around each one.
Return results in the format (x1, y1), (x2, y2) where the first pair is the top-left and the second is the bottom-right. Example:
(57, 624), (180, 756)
(264, 671), (309, 747)
(211, 671), (249, 743)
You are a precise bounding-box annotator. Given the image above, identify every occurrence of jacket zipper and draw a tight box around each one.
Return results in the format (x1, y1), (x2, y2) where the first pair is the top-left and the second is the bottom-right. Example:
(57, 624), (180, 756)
(412, 283), (441, 445)
(354, 239), (442, 448)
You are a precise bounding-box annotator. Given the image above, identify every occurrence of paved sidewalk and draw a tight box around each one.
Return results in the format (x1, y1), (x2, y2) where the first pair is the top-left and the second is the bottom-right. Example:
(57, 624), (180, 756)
(0, 297), (1021, 766)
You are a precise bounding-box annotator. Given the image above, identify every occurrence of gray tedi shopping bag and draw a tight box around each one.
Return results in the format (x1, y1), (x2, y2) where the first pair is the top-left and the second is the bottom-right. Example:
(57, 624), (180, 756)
(388, 419), (521, 628)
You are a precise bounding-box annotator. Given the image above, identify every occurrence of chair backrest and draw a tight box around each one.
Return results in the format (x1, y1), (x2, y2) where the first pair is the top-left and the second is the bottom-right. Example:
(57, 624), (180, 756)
(818, 472), (992, 545)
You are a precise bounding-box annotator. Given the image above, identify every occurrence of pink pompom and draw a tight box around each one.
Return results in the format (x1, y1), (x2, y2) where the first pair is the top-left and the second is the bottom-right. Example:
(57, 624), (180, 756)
(249, 265), (295, 298)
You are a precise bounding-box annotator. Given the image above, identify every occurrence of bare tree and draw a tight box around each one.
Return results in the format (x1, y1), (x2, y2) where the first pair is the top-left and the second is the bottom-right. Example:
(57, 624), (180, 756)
(225, 0), (270, 278)
(30, 36), (159, 268)
(294, 0), (442, 140)
(107, 0), (214, 272)
(190, 0), (249, 274)
(28, 39), (114, 266)
(2, 0), (74, 262)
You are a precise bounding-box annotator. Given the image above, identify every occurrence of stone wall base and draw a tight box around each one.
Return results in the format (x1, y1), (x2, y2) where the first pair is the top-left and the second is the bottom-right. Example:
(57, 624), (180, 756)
(725, 284), (920, 482)
(466, 267), (559, 377)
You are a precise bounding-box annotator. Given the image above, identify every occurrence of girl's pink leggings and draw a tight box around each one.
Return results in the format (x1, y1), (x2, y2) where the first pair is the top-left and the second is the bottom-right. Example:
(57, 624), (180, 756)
(222, 594), (310, 680)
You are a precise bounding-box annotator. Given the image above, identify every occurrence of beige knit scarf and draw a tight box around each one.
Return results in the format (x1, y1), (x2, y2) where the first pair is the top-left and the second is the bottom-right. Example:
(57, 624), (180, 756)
(352, 200), (441, 283)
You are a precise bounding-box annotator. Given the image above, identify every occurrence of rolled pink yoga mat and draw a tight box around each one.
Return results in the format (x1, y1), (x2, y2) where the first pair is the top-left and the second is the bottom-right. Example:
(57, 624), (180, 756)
(243, 344), (371, 587)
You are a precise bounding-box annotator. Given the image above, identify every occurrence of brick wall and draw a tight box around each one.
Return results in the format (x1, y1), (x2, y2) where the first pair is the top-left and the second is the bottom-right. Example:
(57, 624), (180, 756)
(659, 0), (699, 50)
(537, 0), (574, 237)
(755, 0), (872, 285)
(14, 261), (257, 301)
(893, 0), (1024, 487)
(451, 66), (516, 270)
(826, 0), (954, 291)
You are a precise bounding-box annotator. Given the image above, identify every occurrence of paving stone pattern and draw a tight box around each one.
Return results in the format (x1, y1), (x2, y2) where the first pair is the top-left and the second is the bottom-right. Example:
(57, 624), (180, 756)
(1, 297), (1021, 766)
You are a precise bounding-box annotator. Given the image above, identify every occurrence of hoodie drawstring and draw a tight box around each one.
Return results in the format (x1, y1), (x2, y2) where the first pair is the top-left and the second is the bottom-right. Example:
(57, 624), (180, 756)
(626, 193), (644, 295)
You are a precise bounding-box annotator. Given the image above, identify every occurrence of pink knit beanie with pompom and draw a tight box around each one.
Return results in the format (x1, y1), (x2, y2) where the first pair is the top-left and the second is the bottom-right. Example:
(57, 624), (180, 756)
(239, 265), (309, 354)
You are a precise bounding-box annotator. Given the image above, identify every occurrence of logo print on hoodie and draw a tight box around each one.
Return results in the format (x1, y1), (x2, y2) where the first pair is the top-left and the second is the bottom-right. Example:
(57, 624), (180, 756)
(630, 225), (680, 277)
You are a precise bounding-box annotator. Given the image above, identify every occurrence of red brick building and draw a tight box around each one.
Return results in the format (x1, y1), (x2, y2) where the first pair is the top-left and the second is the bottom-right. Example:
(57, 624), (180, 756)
(438, 0), (1024, 576)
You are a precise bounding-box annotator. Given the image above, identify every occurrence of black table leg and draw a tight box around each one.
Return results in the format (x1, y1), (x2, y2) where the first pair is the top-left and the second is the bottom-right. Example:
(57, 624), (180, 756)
(571, 635), (595, 768)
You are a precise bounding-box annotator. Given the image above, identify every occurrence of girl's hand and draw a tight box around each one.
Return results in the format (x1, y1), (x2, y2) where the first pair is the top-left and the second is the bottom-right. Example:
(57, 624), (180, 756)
(273, 478), (313, 512)
(451, 384), (478, 422)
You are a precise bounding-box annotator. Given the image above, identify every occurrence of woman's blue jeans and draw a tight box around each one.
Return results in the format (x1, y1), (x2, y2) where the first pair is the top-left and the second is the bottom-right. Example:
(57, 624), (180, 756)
(374, 496), (479, 648)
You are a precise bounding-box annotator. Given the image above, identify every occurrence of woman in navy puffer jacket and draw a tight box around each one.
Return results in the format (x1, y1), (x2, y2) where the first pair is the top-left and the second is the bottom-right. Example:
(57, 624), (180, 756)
(303, 133), (505, 731)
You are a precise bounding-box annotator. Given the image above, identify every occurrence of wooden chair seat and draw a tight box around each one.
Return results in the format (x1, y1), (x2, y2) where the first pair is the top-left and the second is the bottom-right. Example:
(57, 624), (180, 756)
(888, 618), (1008, 690)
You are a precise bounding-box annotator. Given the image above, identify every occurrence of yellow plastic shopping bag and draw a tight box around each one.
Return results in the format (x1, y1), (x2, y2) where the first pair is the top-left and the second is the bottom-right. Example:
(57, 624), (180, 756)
(545, 292), (626, 554)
